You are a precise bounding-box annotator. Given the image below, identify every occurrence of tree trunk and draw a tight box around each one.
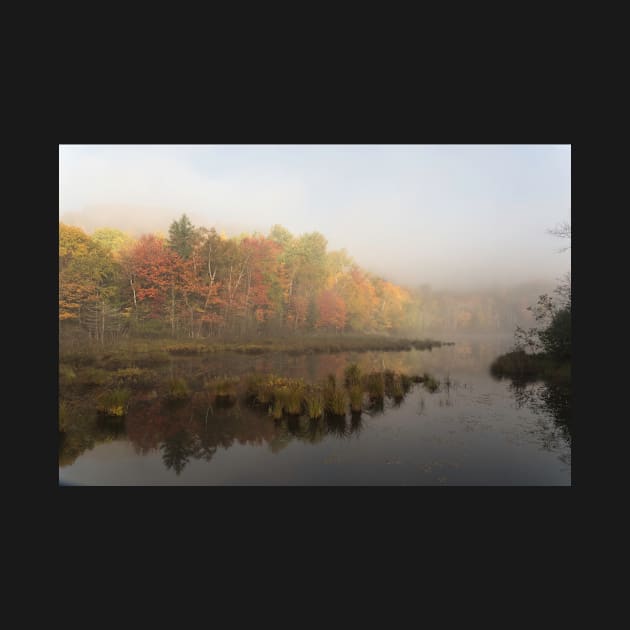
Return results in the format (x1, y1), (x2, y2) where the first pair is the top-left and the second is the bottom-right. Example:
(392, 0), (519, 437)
(171, 286), (176, 336)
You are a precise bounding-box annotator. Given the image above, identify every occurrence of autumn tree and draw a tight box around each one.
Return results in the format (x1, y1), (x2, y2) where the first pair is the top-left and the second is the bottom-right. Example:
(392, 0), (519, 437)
(316, 290), (347, 332)
(91, 228), (132, 256)
(59, 223), (122, 342)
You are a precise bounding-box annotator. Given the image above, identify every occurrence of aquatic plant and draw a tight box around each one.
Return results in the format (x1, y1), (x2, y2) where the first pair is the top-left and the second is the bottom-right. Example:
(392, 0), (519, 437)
(344, 363), (362, 388)
(365, 372), (385, 401)
(329, 388), (347, 417)
(59, 364), (76, 386)
(97, 387), (131, 417)
(76, 367), (111, 387)
(208, 375), (240, 400)
(304, 387), (325, 419)
(164, 377), (191, 401)
(270, 397), (284, 420)
(423, 373), (440, 393)
(390, 378), (404, 402)
(400, 373), (413, 392)
(113, 367), (157, 388)
(284, 380), (305, 415)
(348, 384), (363, 413)
(383, 369), (396, 391)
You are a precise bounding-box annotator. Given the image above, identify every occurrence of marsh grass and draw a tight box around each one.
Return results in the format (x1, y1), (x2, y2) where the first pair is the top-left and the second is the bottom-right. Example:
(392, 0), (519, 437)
(304, 387), (325, 420)
(383, 369), (396, 391)
(207, 375), (240, 401)
(328, 388), (348, 417)
(344, 363), (362, 388)
(59, 336), (450, 367)
(76, 367), (111, 387)
(423, 373), (440, 393)
(112, 367), (157, 388)
(348, 384), (363, 413)
(400, 373), (413, 392)
(365, 372), (385, 401)
(136, 351), (171, 367)
(59, 364), (76, 386)
(390, 378), (404, 402)
(97, 387), (131, 417)
(284, 380), (305, 415)
(270, 398), (284, 420)
(164, 377), (191, 402)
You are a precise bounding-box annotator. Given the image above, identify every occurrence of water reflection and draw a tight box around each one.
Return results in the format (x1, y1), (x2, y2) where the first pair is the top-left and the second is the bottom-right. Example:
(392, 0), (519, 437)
(509, 379), (572, 446)
(59, 338), (571, 484)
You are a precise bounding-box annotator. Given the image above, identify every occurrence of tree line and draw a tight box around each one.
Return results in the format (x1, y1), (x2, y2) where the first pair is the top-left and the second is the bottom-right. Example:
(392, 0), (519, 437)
(59, 214), (541, 343)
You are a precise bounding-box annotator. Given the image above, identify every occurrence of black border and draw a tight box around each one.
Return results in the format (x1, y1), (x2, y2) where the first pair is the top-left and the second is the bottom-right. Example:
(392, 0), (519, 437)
(47, 90), (576, 556)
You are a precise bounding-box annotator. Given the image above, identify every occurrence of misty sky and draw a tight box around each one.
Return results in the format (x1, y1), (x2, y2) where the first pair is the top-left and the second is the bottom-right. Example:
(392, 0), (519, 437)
(59, 144), (570, 290)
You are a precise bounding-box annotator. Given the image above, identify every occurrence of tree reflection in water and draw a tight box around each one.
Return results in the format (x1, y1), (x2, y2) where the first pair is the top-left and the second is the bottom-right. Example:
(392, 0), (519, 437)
(508, 378), (571, 459)
(60, 357), (423, 475)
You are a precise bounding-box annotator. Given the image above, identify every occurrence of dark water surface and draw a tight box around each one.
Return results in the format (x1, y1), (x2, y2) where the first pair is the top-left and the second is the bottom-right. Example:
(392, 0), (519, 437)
(59, 335), (571, 485)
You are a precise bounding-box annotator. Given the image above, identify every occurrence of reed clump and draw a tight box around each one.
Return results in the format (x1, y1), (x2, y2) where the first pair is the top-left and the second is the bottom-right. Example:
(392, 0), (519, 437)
(270, 398), (284, 420)
(97, 387), (132, 417)
(164, 377), (191, 402)
(344, 363), (362, 388)
(365, 372), (385, 401)
(112, 367), (157, 388)
(422, 373), (440, 393)
(348, 384), (363, 413)
(207, 375), (240, 402)
(76, 367), (111, 387)
(304, 386), (325, 420)
(390, 377), (404, 402)
(329, 388), (348, 416)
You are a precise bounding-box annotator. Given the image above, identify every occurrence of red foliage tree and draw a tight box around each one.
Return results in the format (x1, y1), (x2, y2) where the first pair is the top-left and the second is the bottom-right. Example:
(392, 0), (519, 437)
(316, 290), (347, 332)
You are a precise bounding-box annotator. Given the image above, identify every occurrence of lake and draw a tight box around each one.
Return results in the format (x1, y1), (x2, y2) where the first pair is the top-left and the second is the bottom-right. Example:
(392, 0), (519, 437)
(58, 334), (571, 485)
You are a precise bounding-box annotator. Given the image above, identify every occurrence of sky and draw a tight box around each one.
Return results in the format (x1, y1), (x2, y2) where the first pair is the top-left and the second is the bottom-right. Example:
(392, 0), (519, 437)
(59, 144), (571, 290)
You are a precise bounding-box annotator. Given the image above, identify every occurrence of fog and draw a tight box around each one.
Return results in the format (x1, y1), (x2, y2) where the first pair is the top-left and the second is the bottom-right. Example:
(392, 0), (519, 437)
(59, 144), (570, 291)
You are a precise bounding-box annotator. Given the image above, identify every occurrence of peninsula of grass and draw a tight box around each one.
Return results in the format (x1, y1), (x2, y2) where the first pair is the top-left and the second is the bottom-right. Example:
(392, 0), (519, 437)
(59, 335), (453, 367)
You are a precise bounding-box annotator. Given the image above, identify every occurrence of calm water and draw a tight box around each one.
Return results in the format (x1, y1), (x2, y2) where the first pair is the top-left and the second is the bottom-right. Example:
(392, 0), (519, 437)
(59, 335), (571, 485)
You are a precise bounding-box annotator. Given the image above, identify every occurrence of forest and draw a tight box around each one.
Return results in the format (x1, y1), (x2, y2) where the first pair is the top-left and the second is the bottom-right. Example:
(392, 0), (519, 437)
(59, 214), (540, 345)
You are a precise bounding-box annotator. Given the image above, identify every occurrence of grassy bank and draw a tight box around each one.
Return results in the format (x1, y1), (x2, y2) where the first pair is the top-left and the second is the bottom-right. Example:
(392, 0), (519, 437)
(59, 335), (453, 366)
